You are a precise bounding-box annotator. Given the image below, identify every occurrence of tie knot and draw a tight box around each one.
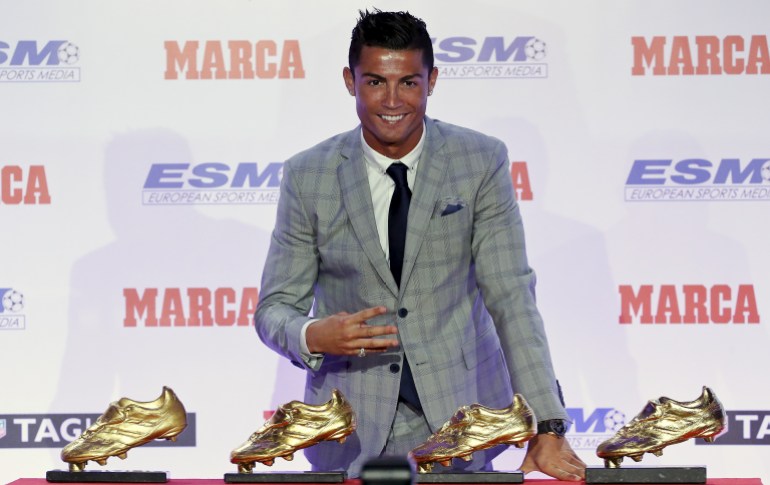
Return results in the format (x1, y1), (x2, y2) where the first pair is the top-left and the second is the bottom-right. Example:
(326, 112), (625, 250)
(386, 163), (409, 188)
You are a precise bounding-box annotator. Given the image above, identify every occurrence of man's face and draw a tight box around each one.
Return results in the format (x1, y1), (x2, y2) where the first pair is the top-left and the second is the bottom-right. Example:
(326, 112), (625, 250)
(343, 46), (438, 159)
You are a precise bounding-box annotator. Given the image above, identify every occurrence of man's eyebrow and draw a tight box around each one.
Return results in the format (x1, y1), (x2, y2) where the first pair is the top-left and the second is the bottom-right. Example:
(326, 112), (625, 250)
(360, 72), (425, 81)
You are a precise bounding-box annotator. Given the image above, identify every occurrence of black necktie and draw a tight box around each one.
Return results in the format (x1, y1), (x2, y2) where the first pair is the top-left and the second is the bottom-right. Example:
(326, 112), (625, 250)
(386, 163), (410, 286)
(386, 162), (420, 410)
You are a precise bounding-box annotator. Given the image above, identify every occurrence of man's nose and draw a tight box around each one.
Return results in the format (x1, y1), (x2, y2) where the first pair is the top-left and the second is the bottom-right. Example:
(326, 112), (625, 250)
(383, 85), (403, 108)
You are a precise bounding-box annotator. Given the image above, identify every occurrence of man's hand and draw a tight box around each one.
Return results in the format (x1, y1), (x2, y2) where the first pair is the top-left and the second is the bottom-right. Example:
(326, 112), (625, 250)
(306, 306), (399, 356)
(520, 434), (586, 481)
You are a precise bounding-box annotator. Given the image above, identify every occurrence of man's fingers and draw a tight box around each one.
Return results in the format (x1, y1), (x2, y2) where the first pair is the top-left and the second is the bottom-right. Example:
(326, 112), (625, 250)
(560, 451), (586, 474)
(560, 463), (585, 480)
(534, 464), (580, 482)
(568, 461), (586, 479)
(551, 457), (585, 481)
(345, 338), (399, 356)
(335, 306), (400, 354)
(340, 324), (397, 343)
(347, 346), (396, 356)
(566, 454), (587, 469)
(558, 470), (583, 482)
(520, 455), (585, 481)
(355, 337), (399, 350)
(557, 466), (584, 481)
(343, 306), (397, 338)
(362, 324), (399, 338)
(345, 337), (400, 355)
(345, 333), (400, 355)
(518, 457), (534, 474)
(346, 305), (387, 323)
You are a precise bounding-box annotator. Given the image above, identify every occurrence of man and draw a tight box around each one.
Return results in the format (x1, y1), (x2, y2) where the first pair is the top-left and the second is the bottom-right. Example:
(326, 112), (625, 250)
(255, 9), (585, 480)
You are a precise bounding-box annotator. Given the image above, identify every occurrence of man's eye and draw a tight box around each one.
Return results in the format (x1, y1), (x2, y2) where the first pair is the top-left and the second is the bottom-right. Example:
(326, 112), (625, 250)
(367, 80), (381, 86)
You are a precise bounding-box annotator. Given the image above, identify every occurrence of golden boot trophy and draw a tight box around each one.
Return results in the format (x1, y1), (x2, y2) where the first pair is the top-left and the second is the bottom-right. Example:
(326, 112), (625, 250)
(409, 393), (536, 473)
(596, 386), (725, 468)
(230, 388), (356, 474)
(60, 386), (187, 472)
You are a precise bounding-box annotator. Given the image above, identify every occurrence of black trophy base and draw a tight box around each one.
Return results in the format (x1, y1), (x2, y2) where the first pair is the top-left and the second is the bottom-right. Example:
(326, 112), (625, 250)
(224, 471), (346, 483)
(585, 466), (707, 484)
(46, 470), (168, 483)
(416, 471), (524, 483)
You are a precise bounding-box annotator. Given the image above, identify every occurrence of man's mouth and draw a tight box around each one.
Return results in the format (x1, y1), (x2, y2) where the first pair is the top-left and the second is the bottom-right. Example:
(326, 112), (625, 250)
(379, 114), (406, 123)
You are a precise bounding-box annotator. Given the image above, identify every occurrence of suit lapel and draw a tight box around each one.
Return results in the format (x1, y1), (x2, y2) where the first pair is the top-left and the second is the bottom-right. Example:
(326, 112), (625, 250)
(400, 118), (448, 294)
(338, 129), (400, 297)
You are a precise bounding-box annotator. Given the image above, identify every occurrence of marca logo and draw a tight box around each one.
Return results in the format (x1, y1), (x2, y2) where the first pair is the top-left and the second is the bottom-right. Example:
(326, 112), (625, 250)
(431, 36), (548, 79)
(124, 287), (259, 327)
(632, 35), (770, 76)
(625, 158), (770, 202)
(1, 165), (51, 204)
(565, 408), (626, 450)
(619, 285), (760, 324)
(0, 40), (81, 82)
(0, 414), (196, 448)
(164, 40), (305, 80)
(695, 410), (770, 445)
(0, 288), (26, 330)
(511, 161), (533, 201)
(143, 162), (282, 205)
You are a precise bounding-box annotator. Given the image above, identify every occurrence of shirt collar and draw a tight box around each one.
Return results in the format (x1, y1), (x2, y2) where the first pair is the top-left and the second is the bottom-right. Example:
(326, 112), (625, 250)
(360, 122), (426, 174)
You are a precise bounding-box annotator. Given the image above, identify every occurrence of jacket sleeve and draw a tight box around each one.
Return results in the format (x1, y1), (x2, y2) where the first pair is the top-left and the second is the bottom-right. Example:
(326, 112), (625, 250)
(470, 139), (568, 422)
(254, 161), (321, 370)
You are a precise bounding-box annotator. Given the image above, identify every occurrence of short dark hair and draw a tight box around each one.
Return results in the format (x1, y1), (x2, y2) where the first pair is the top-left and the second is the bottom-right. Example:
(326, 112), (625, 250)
(348, 9), (434, 73)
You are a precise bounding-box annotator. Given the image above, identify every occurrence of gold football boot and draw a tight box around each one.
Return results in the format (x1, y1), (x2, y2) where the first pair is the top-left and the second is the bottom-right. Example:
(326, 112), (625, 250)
(409, 394), (536, 473)
(230, 389), (356, 473)
(61, 386), (187, 472)
(596, 386), (725, 468)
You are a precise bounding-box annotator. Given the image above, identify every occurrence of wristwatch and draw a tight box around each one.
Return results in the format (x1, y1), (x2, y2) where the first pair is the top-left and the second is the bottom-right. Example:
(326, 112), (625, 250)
(537, 419), (568, 437)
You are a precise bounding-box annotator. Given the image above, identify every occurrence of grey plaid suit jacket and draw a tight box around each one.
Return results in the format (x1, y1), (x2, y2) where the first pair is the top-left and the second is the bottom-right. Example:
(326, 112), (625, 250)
(255, 117), (567, 474)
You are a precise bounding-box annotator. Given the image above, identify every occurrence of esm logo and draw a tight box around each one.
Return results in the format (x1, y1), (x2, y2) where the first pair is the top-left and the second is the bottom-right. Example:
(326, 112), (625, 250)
(632, 35), (770, 76)
(565, 408), (626, 450)
(143, 162), (282, 205)
(625, 158), (770, 202)
(0, 287), (26, 331)
(431, 36), (547, 79)
(0, 40), (81, 82)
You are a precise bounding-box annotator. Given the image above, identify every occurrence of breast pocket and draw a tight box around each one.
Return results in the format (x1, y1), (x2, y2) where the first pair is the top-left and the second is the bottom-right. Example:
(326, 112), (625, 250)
(424, 198), (472, 260)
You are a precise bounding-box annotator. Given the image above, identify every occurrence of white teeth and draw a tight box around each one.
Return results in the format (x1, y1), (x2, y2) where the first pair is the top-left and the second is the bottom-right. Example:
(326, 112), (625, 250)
(381, 114), (404, 122)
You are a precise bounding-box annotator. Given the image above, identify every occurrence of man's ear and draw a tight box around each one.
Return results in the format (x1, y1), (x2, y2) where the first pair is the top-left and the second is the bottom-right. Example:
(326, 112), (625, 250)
(428, 66), (438, 95)
(343, 67), (355, 96)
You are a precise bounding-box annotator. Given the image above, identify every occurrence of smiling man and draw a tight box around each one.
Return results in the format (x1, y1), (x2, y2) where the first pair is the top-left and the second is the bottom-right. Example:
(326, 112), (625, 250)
(254, 9), (585, 480)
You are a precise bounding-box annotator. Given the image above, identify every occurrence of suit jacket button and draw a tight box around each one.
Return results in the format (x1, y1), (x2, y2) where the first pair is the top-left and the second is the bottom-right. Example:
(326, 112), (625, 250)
(389, 363), (400, 373)
(398, 308), (408, 318)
